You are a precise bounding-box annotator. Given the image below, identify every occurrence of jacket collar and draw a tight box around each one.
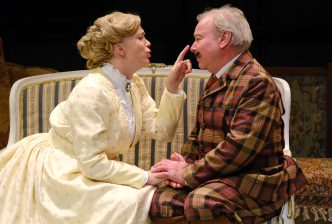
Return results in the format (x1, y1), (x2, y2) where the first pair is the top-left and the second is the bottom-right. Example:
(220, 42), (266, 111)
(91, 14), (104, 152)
(202, 50), (254, 99)
(225, 50), (253, 80)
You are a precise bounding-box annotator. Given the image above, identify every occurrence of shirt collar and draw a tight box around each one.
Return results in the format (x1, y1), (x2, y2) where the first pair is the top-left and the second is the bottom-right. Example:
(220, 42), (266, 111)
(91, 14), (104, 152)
(215, 52), (243, 79)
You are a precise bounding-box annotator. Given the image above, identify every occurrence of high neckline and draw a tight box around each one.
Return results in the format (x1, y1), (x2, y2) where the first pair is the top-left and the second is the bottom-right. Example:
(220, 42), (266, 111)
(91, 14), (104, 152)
(101, 63), (133, 92)
(101, 63), (136, 142)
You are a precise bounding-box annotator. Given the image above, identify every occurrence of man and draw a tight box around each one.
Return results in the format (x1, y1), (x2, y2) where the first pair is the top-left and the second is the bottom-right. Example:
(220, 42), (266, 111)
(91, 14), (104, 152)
(149, 4), (307, 224)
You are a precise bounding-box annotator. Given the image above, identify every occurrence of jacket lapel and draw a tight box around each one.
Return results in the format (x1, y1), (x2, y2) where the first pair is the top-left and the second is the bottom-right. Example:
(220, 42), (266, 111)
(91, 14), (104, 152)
(202, 74), (227, 99)
(202, 50), (254, 100)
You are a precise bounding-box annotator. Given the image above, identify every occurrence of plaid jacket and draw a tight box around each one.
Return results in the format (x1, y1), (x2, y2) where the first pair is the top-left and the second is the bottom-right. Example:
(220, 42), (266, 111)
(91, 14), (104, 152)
(182, 51), (307, 202)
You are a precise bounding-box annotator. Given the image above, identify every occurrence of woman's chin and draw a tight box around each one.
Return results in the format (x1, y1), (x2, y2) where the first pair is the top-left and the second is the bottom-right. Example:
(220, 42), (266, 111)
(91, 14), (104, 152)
(136, 62), (149, 71)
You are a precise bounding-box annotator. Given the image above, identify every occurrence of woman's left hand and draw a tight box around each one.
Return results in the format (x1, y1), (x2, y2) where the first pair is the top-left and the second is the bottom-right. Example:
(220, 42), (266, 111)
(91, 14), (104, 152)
(166, 45), (192, 93)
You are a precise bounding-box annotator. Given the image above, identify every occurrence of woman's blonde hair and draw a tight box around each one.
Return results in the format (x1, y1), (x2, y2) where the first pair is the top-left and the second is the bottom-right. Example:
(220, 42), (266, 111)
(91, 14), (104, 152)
(77, 11), (141, 69)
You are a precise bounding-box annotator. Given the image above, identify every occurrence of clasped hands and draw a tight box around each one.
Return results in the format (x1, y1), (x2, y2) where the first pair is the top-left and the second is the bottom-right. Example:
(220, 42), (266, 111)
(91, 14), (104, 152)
(147, 152), (187, 188)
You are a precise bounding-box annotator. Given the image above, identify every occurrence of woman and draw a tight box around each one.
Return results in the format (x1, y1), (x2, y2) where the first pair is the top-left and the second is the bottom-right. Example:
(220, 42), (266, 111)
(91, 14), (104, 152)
(0, 11), (191, 224)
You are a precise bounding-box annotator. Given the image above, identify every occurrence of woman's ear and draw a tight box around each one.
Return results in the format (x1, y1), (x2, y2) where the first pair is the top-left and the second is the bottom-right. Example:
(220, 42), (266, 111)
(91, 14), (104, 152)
(219, 31), (232, 48)
(114, 43), (126, 57)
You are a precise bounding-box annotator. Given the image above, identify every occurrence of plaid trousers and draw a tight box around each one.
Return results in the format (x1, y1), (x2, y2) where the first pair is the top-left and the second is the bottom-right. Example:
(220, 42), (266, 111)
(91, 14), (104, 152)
(149, 181), (284, 224)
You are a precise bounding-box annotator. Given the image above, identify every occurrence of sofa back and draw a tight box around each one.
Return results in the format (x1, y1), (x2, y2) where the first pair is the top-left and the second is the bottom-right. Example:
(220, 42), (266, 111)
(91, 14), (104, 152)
(7, 67), (291, 170)
(7, 67), (210, 170)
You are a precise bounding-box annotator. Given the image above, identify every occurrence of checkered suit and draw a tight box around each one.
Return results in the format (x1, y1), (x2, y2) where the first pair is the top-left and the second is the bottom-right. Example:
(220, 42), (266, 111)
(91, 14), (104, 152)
(150, 51), (307, 223)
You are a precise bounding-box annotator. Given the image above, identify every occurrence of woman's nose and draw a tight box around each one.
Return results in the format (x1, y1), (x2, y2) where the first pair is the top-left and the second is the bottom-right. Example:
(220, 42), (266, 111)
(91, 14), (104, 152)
(146, 39), (151, 47)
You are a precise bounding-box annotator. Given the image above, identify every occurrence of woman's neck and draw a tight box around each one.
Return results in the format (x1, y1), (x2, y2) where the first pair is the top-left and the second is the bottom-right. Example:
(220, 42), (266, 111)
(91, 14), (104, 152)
(110, 58), (134, 79)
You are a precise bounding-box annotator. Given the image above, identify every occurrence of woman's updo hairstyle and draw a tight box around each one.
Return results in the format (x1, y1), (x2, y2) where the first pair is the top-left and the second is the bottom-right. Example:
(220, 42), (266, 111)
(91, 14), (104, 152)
(77, 12), (141, 69)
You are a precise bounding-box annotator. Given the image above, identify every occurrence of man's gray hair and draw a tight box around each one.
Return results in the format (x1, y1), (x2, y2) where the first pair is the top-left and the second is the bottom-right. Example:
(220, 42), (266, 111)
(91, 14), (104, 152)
(197, 4), (253, 51)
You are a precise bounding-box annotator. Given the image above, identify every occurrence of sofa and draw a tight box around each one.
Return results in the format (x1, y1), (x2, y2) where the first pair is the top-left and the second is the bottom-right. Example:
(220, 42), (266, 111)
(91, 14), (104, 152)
(5, 64), (332, 223)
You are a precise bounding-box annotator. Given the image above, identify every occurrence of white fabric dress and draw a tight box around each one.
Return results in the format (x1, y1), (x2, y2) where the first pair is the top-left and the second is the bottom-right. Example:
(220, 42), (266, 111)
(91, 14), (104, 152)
(0, 64), (186, 224)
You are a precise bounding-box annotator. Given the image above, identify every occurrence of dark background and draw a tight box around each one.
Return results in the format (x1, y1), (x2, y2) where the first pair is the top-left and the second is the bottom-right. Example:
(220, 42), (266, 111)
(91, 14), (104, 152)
(1, 0), (331, 71)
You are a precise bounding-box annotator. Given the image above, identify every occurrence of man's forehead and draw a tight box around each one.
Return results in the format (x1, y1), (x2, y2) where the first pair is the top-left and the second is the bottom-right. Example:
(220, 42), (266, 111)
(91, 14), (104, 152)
(194, 16), (214, 36)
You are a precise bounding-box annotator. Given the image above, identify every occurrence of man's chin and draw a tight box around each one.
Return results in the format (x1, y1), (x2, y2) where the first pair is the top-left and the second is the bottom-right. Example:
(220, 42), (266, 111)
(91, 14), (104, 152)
(197, 62), (206, 70)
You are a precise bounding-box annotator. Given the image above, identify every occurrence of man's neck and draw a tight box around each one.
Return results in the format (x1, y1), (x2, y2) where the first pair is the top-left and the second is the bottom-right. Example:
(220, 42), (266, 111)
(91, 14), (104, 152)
(212, 48), (243, 74)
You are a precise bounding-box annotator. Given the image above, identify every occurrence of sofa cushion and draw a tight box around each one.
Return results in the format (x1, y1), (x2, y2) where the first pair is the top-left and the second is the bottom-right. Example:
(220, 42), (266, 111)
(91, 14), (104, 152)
(295, 158), (332, 223)
(6, 62), (58, 85)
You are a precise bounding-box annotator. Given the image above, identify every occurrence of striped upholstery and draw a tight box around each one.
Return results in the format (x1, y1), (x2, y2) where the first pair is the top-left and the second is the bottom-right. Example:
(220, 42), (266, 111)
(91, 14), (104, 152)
(19, 78), (81, 141)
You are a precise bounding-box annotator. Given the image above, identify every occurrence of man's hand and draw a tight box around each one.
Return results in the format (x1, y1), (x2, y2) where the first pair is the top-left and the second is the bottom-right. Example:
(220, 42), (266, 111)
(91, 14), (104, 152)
(171, 152), (186, 162)
(164, 152), (186, 188)
(166, 45), (192, 93)
(151, 157), (187, 186)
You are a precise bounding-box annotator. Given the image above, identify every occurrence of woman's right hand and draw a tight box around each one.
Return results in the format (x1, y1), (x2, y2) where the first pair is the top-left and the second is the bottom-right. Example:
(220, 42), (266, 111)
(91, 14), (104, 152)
(165, 45), (192, 94)
(146, 171), (164, 186)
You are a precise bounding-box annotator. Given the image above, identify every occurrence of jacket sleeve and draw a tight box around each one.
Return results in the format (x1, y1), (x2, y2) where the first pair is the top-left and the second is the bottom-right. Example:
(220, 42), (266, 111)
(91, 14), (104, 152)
(184, 76), (283, 189)
(181, 114), (200, 163)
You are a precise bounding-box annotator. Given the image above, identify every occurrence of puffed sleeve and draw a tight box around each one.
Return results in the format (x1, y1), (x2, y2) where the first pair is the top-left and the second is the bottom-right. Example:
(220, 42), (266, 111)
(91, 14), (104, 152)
(65, 75), (146, 188)
(134, 75), (186, 141)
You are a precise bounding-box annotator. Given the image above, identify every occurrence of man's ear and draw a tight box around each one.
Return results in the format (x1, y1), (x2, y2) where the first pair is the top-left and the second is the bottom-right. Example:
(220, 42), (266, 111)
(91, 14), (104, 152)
(114, 43), (126, 57)
(219, 31), (232, 48)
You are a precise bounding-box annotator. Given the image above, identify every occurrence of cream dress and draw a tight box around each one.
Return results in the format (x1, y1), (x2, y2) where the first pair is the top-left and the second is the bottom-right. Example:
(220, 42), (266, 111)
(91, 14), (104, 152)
(0, 64), (186, 224)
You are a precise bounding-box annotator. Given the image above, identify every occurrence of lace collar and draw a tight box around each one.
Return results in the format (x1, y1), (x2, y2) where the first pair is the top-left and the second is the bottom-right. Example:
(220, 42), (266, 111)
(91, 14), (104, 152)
(101, 63), (132, 92)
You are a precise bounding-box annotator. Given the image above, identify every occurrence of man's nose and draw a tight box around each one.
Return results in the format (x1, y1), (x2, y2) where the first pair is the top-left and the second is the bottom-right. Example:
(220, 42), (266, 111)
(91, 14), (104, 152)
(190, 44), (195, 52)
